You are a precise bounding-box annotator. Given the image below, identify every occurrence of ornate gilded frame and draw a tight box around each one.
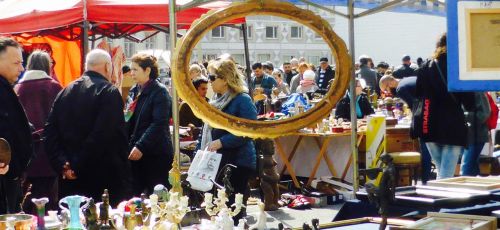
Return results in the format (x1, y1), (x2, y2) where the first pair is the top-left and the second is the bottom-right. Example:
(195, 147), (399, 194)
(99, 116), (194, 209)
(172, 0), (351, 138)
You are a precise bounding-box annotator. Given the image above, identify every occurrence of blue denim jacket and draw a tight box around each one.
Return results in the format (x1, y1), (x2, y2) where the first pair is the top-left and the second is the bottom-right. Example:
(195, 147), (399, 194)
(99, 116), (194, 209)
(251, 74), (277, 96)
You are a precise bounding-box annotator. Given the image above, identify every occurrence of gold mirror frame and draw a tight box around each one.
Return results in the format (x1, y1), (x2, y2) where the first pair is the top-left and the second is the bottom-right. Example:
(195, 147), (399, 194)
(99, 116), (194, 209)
(172, 0), (351, 139)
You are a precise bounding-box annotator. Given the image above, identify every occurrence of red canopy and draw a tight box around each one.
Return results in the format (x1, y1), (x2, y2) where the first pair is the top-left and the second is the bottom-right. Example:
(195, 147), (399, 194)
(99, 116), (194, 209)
(0, 0), (244, 39)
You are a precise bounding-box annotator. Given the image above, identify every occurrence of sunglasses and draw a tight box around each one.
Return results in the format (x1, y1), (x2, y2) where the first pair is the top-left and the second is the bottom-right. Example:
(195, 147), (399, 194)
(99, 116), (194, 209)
(208, 73), (218, 82)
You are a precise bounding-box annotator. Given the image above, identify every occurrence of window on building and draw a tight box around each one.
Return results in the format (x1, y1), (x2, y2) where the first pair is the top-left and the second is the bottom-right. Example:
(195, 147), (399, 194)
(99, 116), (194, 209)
(290, 26), (303, 39)
(232, 54), (245, 65)
(239, 25), (253, 39)
(282, 55), (295, 63)
(265, 26), (278, 39)
(124, 40), (135, 58)
(144, 33), (156, 50)
(203, 54), (218, 61)
(315, 33), (322, 40)
(308, 56), (320, 66)
(257, 54), (271, 62)
(211, 26), (225, 38)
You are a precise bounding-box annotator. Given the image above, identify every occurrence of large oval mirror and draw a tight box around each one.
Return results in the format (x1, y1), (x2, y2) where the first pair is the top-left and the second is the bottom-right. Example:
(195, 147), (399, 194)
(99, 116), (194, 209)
(172, 0), (351, 138)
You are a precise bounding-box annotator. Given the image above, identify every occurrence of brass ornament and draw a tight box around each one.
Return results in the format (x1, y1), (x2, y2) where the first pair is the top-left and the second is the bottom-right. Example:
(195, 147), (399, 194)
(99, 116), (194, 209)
(172, 0), (351, 138)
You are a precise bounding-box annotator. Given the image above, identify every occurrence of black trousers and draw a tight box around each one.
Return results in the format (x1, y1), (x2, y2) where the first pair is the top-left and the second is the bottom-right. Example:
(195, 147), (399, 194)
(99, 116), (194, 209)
(0, 176), (22, 214)
(59, 176), (126, 207)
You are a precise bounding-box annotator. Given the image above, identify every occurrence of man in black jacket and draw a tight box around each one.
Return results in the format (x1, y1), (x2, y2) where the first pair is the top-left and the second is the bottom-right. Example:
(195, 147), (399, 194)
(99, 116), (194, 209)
(0, 37), (33, 214)
(315, 57), (335, 94)
(392, 55), (416, 79)
(44, 49), (131, 205)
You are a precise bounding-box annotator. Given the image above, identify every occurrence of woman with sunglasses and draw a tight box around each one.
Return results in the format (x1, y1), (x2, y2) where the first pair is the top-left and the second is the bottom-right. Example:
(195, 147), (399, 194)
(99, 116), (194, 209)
(200, 58), (257, 220)
(125, 54), (173, 195)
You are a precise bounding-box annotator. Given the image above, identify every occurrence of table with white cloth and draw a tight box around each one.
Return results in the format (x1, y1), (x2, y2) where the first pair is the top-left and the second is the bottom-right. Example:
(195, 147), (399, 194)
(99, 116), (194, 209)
(274, 126), (417, 188)
(274, 131), (365, 188)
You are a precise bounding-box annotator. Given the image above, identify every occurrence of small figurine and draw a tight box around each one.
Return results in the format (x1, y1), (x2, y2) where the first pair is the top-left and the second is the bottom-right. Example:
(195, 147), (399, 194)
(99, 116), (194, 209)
(83, 198), (98, 230)
(215, 208), (234, 230)
(364, 153), (396, 230)
(249, 201), (266, 230)
(236, 219), (247, 230)
(140, 193), (150, 226)
(222, 167), (234, 196)
(311, 219), (319, 230)
(256, 139), (280, 211)
(99, 189), (113, 229)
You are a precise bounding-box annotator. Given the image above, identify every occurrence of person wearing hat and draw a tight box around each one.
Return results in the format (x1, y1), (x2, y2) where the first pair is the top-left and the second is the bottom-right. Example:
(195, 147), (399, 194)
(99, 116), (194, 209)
(392, 55), (417, 79)
(335, 78), (374, 121)
(296, 70), (319, 94)
(315, 57), (335, 95)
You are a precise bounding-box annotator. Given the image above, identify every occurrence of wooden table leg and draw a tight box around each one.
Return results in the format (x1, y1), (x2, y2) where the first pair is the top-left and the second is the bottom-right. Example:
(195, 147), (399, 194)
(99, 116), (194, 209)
(274, 138), (301, 188)
(279, 136), (303, 176)
(307, 136), (332, 186)
(313, 137), (337, 178)
(341, 133), (365, 181)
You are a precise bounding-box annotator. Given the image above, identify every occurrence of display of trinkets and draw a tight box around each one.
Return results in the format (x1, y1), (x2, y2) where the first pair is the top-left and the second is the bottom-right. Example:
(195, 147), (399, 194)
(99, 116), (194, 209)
(203, 188), (245, 230)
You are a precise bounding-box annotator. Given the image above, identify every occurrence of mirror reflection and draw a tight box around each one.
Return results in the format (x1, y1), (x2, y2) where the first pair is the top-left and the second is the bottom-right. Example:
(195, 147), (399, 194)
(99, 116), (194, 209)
(179, 15), (343, 128)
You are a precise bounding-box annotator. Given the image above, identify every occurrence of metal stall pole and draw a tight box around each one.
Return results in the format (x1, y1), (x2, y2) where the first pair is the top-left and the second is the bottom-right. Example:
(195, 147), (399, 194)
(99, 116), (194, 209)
(241, 23), (253, 97)
(82, 0), (89, 73)
(168, 0), (182, 194)
(348, 0), (359, 195)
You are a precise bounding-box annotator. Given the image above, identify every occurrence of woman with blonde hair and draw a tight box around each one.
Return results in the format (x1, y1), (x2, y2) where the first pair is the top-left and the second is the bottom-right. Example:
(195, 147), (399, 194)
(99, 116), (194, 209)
(189, 64), (203, 80)
(199, 58), (257, 220)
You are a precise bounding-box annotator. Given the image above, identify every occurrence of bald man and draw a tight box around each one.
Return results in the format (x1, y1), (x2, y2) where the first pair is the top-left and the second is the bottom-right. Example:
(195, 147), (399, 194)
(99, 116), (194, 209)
(44, 49), (131, 205)
(379, 75), (416, 108)
(378, 74), (432, 184)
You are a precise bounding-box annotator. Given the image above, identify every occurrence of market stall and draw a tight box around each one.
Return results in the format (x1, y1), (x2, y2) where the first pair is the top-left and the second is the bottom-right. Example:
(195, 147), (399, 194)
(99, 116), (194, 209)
(0, 0), (243, 86)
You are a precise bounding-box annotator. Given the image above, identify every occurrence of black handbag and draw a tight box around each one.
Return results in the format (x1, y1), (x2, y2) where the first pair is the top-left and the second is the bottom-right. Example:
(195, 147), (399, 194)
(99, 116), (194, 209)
(410, 97), (425, 139)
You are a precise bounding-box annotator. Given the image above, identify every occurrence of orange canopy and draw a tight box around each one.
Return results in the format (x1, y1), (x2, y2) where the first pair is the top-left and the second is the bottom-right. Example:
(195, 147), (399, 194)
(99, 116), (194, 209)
(15, 36), (81, 87)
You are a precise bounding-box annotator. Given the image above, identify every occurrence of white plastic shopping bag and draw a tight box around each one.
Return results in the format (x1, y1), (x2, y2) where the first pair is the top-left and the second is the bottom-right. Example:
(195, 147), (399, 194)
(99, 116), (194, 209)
(187, 148), (222, 192)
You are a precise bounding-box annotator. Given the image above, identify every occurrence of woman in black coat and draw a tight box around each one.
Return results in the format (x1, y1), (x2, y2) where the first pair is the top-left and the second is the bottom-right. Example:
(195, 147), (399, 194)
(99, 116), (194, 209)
(415, 33), (475, 179)
(125, 54), (173, 195)
(335, 78), (374, 120)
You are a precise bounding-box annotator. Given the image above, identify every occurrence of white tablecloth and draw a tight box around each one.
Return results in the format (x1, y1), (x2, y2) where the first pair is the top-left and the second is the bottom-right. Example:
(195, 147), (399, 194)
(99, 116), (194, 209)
(274, 135), (354, 183)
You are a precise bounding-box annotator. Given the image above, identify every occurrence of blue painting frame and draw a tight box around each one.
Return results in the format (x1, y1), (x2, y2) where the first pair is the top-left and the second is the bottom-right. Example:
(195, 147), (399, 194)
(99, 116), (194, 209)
(448, 0), (500, 91)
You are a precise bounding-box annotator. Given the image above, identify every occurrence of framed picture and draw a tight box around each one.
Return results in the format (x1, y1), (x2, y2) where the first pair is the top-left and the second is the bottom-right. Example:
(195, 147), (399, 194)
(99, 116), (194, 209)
(427, 176), (500, 191)
(292, 217), (413, 229)
(448, 0), (500, 91)
(400, 212), (496, 230)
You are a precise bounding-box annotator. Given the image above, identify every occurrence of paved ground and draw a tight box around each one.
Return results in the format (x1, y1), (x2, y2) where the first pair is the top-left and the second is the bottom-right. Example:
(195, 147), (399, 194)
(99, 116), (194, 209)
(244, 203), (343, 229)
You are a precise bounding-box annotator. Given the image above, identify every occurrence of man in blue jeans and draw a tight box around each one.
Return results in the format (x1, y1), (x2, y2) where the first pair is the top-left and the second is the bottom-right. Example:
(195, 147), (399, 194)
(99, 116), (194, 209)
(380, 75), (433, 183)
